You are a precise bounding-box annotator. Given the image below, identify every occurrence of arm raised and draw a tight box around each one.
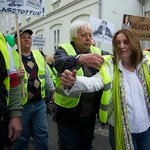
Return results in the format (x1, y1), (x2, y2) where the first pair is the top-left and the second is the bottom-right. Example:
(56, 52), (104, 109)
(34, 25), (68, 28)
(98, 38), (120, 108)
(61, 69), (77, 89)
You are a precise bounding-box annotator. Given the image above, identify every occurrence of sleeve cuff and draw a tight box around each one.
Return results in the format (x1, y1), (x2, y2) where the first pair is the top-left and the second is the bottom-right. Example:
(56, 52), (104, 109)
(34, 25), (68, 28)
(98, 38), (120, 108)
(9, 110), (22, 119)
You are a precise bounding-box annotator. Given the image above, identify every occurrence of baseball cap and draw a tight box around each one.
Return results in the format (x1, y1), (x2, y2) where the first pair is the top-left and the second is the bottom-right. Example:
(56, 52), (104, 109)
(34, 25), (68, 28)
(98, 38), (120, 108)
(14, 29), (33, 39)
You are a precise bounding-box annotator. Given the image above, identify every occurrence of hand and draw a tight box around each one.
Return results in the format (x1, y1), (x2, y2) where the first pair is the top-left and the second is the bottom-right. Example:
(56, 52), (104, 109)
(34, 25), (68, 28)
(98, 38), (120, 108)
(8, 117), (22, 142)
(143, 47), (150, 51)
(61, 69), (77, 88)
(51, 94), (55, 104)
(50, 90), (55, 105)
(78, 53), (104, 70)
(17, 67), (25, 79)
(51, 94), (55, 112)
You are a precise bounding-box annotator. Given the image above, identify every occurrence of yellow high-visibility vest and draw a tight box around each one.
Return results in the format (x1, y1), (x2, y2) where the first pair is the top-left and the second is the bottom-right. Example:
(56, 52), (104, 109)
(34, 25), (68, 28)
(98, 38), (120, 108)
(12, 50), (46, 105)
(99, 55), (113, 123)
(55, 43), (101, 108)
(0, 32), (10, 106)
(46, 64), (57, 85)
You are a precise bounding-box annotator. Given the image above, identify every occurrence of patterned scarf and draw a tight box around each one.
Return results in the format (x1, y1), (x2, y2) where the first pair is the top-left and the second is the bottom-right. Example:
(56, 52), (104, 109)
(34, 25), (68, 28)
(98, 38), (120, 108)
(113, 62), (150, 150)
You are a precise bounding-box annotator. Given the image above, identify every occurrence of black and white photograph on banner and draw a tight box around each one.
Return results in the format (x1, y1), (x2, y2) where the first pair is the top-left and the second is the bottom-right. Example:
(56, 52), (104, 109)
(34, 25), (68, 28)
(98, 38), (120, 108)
(27, 0), (43, 10)
(90, 16), (115, 44)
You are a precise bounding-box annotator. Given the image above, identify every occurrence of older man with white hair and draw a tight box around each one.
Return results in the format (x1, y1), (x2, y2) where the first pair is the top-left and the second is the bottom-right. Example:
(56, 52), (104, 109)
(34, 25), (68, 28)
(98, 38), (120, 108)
(53, 20), (105, 150)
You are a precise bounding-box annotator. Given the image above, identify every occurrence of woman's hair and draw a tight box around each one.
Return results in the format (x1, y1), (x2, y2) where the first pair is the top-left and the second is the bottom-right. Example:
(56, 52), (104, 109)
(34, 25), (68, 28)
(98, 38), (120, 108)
(69, 20), (93, 41)
(46, 54), (55, 65)
(112, 29), (143, 67)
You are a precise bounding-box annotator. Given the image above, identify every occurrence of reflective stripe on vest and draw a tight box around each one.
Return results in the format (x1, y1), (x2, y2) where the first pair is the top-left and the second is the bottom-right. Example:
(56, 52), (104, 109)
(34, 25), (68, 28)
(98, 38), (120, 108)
(12, 50), (46, 105)
(99, 55), (113, 123)
(0, 33), (10, 106)
(55, 43), (101, 108)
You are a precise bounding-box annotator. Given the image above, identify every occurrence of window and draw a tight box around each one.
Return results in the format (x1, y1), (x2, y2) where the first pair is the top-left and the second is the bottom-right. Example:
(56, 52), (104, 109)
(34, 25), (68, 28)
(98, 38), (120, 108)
(52, 0), (60, 10)
(54, 29), (60, 52)
(11, 14), (15, 28)
(50, 23), (62, 53)
(6, 14), (9, 32)
(38, 34), (43, 52)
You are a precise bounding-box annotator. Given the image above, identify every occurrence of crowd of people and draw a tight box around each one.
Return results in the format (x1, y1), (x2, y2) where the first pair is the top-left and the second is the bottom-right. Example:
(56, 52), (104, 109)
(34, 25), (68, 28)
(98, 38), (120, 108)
(0, 19), (150, 150)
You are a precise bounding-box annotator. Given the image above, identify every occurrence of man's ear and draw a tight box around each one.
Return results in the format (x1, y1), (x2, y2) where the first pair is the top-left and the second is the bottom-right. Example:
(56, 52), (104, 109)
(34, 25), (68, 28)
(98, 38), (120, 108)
(72, 38), (76, 42)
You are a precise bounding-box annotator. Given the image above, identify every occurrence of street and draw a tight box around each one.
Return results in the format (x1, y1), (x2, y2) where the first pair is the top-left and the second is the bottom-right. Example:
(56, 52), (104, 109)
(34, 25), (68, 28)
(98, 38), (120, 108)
(28, 114), (111, 150)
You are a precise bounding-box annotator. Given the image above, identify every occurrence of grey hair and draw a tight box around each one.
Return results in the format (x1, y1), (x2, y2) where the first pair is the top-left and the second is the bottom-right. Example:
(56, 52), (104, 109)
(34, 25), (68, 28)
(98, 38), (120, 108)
(69, 20), (93, 41)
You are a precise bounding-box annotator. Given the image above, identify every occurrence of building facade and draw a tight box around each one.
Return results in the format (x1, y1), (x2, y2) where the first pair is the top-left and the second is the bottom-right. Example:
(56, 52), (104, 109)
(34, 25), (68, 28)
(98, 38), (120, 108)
(0, 0), (150, 54)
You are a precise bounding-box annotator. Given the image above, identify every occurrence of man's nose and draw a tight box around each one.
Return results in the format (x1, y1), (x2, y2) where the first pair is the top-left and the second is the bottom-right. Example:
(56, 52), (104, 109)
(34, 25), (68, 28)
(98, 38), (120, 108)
(86, 34), (91, 39)
(25, 37), (29, 40)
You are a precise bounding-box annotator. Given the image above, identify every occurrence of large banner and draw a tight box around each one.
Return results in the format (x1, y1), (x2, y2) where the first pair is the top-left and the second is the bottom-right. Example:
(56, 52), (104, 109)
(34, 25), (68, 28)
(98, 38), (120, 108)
(122, 14), (150, 41)
(90, 16), (115, 45)
(0, 0), (45, 16)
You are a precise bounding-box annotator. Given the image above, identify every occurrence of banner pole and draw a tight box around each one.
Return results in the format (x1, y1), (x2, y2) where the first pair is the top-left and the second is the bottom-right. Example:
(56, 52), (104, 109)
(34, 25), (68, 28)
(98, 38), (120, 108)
(15, 14), (25, 98)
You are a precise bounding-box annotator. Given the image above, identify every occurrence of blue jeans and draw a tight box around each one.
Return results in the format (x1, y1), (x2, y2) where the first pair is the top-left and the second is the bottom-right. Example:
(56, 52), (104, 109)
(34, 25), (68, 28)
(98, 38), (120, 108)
(109, 125), (150, 150)
(57, 113), (96, 150)
(132, 127), (150, 150)
(109, 125), (115, 150)
(14, 99), (48, 150)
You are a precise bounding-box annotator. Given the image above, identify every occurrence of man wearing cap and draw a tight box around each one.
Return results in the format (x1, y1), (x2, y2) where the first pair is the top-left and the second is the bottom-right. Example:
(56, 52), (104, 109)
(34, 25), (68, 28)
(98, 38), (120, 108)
(12, 29), (55, 150)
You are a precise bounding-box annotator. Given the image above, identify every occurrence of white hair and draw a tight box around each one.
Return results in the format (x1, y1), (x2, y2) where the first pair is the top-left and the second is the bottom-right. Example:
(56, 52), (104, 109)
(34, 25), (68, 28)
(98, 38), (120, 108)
(69, 20), (93, 41)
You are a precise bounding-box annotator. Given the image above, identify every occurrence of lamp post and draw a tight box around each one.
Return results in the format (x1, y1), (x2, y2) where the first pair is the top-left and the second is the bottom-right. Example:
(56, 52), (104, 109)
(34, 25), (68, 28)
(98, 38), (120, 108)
(98, 0), (101, 48)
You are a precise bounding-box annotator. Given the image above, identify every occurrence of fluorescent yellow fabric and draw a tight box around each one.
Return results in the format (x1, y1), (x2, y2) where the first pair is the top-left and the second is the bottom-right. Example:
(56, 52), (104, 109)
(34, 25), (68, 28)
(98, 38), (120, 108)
(99, 55), (113, 123)
(143, 51), (150, 64)
(0, 32), (10, 106)
(55, 43), (101, 108)
(46, 64), (57, 85)
(113, 63), (125, 150)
